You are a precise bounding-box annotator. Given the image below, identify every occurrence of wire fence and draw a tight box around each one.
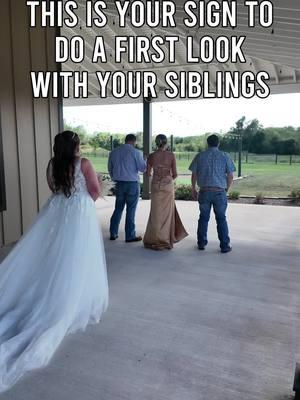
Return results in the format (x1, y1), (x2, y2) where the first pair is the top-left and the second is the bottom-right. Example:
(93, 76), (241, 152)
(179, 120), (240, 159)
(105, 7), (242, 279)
(229, 153), (300, 164)
(82, 149), (300, 165)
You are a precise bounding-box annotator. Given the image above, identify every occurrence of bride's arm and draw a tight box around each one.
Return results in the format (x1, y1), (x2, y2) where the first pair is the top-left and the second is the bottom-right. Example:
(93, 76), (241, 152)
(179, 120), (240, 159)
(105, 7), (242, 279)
(81, 158), (101, 201)
(171, 153), (178, 179)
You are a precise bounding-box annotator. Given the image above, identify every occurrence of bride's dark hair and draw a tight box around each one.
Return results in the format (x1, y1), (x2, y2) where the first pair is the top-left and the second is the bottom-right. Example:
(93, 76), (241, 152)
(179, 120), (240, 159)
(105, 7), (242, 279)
(48, 131), (80, 198)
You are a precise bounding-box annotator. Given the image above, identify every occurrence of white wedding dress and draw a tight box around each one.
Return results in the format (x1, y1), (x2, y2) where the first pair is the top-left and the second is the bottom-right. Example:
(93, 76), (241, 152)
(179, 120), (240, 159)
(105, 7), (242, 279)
(0, 158), (108, 392)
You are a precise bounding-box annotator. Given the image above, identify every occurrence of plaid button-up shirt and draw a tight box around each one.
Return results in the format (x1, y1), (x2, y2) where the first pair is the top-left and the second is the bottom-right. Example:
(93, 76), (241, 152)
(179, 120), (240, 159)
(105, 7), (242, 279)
(189, 147), (236, 189)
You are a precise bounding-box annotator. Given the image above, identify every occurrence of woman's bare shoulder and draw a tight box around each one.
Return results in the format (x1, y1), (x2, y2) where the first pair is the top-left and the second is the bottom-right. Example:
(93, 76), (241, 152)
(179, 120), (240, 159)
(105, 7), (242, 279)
(80, 158), (94, 174)
(168, 151), (176, 159)
(80, 157), (91, 166)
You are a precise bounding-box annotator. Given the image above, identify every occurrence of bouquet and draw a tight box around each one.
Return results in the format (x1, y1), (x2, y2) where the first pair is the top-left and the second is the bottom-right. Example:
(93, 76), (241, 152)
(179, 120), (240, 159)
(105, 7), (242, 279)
(97, 173), (115, 198)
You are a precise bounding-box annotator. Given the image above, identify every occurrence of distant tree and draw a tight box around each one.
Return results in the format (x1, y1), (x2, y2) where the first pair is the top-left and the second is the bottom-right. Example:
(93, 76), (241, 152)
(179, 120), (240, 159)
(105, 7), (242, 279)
(270, 135), (280, 153)
(88, 132), (111, 150)
(249, 131), (266, 154)
(63, 118), (300, 156)
(235, 116), (246, 135)
(64, 120), (89, 145)
(89, 136), (99, 152)
(220, 117), (246, 153)
(243, 119), (263, 151)
(220, 135), (234, 152)
(221, 117), (268, 154)
(174, 137), (183, 144)
(280, 139), (299, 155)
(183, 144), (196, 152)
(264, 126), (300, 154)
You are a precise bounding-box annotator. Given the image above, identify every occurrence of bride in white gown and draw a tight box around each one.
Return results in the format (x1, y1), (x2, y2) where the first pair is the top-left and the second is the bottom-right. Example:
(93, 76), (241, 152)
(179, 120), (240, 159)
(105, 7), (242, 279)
(0, 131), (108, 392)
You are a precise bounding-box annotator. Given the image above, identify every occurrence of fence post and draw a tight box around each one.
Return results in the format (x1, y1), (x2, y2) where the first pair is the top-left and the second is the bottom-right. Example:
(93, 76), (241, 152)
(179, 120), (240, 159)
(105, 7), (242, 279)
(170, 135), (174, 152)
(110, 136), (113, 152)
(275, 154), (278, 164)
(237, 134), (242, 177)
(290, 155), (293, 165)
(245, 152), (248, 163)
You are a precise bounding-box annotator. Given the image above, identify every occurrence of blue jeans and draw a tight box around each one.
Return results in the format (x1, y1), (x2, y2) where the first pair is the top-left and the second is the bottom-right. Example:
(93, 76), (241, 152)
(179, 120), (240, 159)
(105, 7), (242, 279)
(110, 181), (140, 241)
(197, 190), (230, 250)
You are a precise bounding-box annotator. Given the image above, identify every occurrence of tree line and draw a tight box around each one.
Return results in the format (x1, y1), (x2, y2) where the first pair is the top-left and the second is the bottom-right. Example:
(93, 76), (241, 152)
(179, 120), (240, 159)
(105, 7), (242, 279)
(65, 117), (300, 155)
(221, 117), (300, 155)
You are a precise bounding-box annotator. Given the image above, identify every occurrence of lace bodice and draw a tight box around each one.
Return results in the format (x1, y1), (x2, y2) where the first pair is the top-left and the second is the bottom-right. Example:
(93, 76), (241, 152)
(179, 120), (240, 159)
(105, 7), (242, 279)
(73, 158), (88, 194)
(47, 158), (88, 196)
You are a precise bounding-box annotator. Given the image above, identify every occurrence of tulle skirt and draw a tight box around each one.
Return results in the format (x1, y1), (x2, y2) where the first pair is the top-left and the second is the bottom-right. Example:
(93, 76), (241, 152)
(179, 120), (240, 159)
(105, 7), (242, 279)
(0, 192), (108, 392)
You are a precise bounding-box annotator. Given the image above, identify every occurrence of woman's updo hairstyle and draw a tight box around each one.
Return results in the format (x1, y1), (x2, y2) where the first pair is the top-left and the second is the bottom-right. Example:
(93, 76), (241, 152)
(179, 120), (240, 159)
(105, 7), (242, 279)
(50, 131), (80, 198)
(155, 134), (168, 149)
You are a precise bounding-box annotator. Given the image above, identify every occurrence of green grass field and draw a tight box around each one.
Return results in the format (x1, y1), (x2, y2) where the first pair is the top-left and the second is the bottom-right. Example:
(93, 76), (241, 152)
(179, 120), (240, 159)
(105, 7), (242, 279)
(85, 153), (300, 197)
(86, 155), (109, 173)
(176, 160), (300, 197)
(231, 163), (300, 197)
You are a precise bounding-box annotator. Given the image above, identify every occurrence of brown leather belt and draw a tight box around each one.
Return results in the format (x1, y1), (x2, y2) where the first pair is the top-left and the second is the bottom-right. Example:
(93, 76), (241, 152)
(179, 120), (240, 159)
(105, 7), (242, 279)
(200, 187), (224, 192)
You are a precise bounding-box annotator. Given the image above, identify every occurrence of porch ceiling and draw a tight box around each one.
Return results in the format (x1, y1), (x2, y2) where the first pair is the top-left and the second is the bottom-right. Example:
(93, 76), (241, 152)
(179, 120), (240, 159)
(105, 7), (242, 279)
(63, 0), (300, 105)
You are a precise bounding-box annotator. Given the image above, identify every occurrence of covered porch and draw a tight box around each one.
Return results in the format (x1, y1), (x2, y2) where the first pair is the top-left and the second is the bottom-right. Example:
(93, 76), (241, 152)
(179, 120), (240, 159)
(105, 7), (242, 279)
(1, 199), (299, 400)
(0, 1), (300, 399)
(1, 0), (300, 244)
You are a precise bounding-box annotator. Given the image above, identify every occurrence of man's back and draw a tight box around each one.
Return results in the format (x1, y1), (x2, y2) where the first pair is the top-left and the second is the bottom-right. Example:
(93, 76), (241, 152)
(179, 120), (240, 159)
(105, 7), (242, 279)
(108, 144), (145, 182)
(190, 134), (235, 253)
(189, 147), (235, 189)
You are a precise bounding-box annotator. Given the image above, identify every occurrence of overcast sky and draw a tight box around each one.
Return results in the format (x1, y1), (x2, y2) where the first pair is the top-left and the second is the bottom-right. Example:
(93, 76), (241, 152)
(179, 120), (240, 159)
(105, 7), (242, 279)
(63, 93), (300, 137)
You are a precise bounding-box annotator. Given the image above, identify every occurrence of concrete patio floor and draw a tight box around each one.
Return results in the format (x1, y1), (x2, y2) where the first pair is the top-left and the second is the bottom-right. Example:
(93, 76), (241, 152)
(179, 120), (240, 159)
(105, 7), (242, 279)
(1, 199), (300, 400)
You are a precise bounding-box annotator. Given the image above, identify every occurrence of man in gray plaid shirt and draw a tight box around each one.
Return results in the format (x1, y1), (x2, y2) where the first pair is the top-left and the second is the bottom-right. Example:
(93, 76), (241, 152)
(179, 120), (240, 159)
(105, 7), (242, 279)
(189, 134), (235, 253)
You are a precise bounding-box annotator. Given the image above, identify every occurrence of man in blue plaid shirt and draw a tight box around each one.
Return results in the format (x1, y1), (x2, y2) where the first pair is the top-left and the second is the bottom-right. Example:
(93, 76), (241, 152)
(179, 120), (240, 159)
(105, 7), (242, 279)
(189, 134), (235, 253)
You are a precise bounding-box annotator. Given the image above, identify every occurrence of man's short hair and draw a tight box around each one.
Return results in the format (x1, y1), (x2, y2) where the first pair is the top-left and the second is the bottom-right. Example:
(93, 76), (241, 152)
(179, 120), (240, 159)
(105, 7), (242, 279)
(125, 134), (137, 143)
(207, 134), (219, 147)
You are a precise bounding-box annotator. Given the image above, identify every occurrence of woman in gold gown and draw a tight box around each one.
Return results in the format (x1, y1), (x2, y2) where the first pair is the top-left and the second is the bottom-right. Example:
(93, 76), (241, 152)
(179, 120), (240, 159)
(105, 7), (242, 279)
(143, 135), (188, 250)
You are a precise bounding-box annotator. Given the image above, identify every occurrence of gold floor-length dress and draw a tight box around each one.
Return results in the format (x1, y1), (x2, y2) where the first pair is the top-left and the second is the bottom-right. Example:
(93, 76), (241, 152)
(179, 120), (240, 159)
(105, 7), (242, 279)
(143, 150), (188, 250)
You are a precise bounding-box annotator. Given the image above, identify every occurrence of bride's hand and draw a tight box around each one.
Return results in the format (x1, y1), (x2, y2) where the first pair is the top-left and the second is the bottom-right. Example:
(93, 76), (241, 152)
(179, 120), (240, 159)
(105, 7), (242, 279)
(97, 173), (103, 196)
(97, 173), (102, 184)
(97, 174), (115, 198)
